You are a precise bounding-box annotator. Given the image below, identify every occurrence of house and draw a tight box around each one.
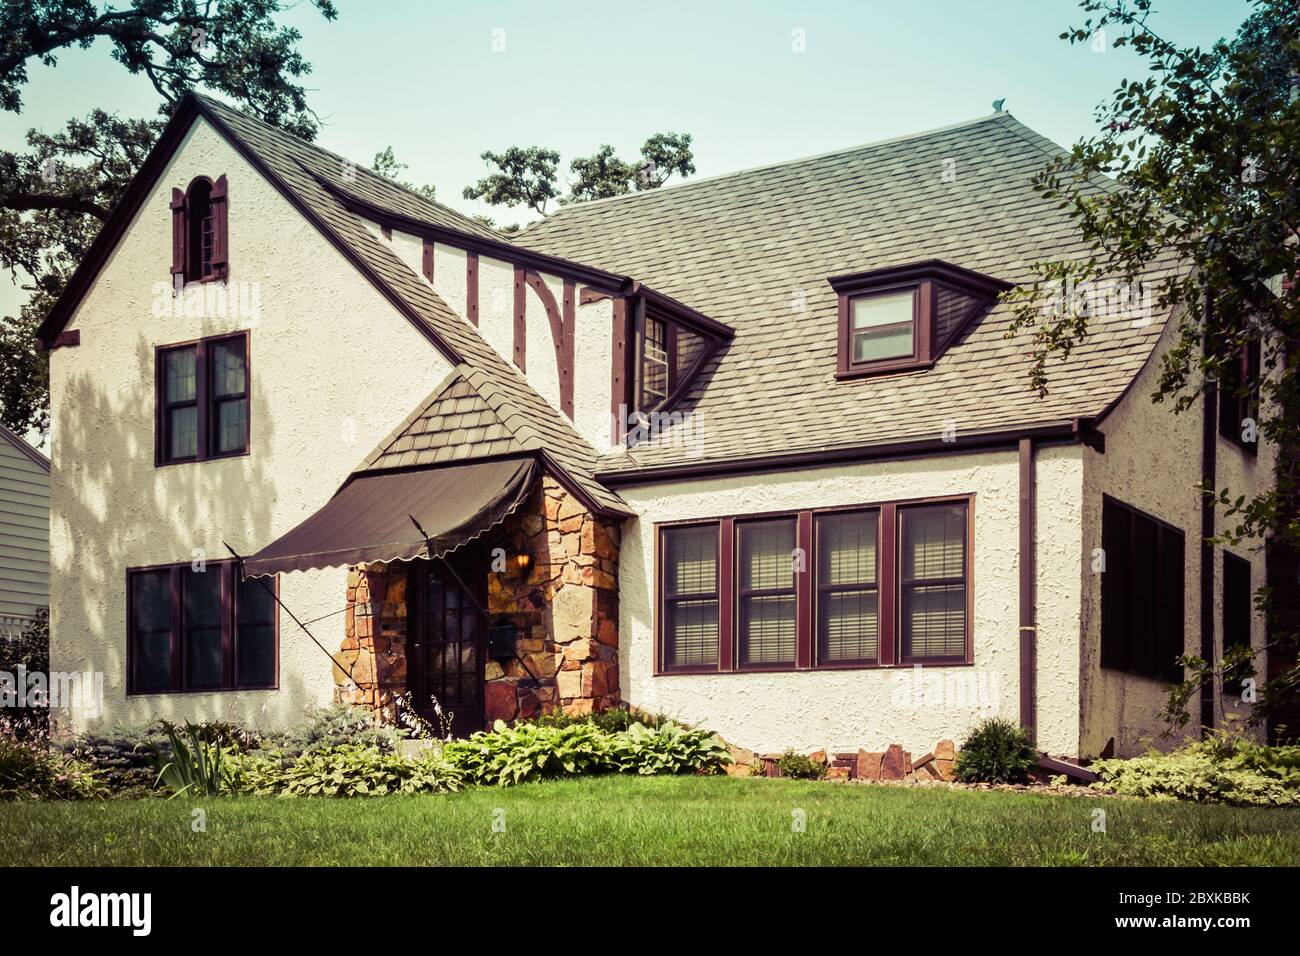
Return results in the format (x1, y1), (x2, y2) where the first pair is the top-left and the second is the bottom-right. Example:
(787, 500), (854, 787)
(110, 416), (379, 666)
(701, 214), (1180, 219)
(37, 93), (1272, 757)
(0, 423), (50, 640)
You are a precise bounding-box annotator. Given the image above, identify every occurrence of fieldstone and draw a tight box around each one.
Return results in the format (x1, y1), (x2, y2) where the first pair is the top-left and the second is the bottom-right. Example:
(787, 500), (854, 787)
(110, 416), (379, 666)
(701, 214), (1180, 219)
(562, 698), (594, 718)
(557, 495), (586, 521)
(880, 744), (909, 781)
(934, 739), (956, 761)
(563, 639), (594, 662)
(521, 514), (544, 535)
(933, 758), (957, 782)
(484, 661), (504, 681)
(825, 767), (850, 781)
(809, 750), (827, 766)
(555, 668), (583, 700)
(484, 681), (518, 722)
(855, 750), (883, 781)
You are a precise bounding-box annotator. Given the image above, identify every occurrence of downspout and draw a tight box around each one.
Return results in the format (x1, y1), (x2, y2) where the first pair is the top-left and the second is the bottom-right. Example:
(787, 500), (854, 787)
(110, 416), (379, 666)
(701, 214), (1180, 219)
(1018, 438), (1036, 746)
(1200, 316), (1218, 735)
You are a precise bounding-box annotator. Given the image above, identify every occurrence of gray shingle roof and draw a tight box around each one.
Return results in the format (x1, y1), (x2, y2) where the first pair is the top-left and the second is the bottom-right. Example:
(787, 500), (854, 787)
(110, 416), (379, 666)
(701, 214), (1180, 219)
(197, 94), (629, 514)
(517, 113), (1176, 473)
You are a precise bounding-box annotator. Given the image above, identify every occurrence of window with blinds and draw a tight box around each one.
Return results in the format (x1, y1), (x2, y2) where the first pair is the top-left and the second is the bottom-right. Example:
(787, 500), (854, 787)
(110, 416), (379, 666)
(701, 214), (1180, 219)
(738, 519), (797, 666)
(899, 503), (968, 661)
(661, 524), (719, 669)
(816, 510), (878, 663)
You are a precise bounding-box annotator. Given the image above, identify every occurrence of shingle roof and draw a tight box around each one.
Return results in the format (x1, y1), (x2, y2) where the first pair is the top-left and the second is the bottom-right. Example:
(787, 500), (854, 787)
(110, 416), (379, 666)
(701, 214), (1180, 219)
(195, 95), (630, 514)
(516, 112), (1177, 473)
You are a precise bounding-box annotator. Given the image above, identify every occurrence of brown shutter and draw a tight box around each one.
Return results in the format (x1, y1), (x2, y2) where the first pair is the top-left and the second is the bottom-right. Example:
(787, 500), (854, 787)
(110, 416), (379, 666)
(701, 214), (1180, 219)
(210, 174), (229, 279)
(170, 187), (186, 281)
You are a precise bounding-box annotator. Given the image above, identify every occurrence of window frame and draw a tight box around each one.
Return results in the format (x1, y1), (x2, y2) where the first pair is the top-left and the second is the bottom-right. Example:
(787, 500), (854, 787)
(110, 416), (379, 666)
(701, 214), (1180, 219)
(1221, 551), (1254, 696)
(735, 516), (800, 670)
(658, 522), (722, 673)
(155, 331), (251, 466)
(1217, 334), (1261, 455)
(172, 174), (229, 286)
(126, 560), (279, 696)
(653, 494), (974, 676)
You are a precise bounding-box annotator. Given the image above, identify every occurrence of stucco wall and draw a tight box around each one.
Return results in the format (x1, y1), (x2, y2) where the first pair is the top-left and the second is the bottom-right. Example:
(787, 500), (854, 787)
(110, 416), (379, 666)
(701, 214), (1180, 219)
(47, 117), (454, 734)
(616, 450), (1084, 756)
(574, 296), (614, 450)
(1079, 312), (1273, 757)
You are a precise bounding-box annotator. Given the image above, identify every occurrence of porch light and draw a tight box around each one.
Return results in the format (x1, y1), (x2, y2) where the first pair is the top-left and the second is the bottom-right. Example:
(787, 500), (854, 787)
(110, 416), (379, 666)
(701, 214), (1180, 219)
(514, 552), (532, 573)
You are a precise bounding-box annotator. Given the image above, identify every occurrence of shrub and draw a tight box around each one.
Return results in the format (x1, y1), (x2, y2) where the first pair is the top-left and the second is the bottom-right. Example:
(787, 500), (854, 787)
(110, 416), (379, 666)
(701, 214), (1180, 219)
(267, 703), (404, 755)
(527, 705), (666, 733)
(62, 724), (164, 795)
(614, 722), (732, 776)
(776, 750), (824, 780)
(1092, 733), (1300, 806)
(0, 715), (100, 800)
(443, 720), (616, 786)
(0, 610), (50, 731)
(241, 745), (463, 797)
(954, 718), (1037, 784)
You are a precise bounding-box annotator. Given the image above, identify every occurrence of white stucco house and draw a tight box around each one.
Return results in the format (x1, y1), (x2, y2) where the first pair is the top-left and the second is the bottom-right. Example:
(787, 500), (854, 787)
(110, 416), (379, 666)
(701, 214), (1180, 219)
(39, 93), (1272, 758)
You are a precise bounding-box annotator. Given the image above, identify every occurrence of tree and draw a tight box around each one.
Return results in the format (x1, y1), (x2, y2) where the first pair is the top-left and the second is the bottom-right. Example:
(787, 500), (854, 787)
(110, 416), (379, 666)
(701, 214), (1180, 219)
(0, 0), (339, 438)
(1005, 0), (1300, 734)
(465, 132), (697, 214)
(370, 145), (436, 201)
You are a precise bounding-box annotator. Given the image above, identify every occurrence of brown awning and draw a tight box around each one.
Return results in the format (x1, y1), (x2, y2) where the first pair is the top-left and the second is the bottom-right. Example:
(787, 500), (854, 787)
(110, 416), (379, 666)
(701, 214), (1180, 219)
(242, 457), (537, 577)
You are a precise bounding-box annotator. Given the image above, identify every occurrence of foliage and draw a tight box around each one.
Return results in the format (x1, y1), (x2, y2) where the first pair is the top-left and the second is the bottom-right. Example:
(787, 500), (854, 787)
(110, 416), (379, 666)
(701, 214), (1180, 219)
(1093, 732), (1300, 806)
(777, 749), (825, 780)
(526, 704), (665, 733)
(953, 718), (1038, 784)
(443, 717), (730, 786)
(0, 715), (100, 800)
(150, 721), (235, 798)
(443, 720), (616, 786)
(0, 609), (49, 729)
(616, 721), (732, 776)
(1003, 0), (1300, 728)
(62, 724), (163, 796)
(0, 0), (339, 436)
(265, 703), (404, 755)
(370, 146), (436, 201)
(465, 132), (696, 215)
(238, 744), (462, 797)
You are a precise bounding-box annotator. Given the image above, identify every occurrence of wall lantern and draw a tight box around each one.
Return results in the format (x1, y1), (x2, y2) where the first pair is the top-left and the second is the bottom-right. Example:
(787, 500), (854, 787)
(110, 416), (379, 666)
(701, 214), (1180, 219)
(514, 551), (533, 574)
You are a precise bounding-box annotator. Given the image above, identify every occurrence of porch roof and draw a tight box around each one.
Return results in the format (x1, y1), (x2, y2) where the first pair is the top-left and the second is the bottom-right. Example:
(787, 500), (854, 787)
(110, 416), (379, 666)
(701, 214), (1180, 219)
(241, 457), (536, 577)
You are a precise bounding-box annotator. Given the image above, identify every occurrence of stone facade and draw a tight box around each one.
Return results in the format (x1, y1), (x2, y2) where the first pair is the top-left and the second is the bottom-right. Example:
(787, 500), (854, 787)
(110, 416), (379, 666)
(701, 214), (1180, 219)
(331, 474), (621, 727)
(483, 476), (621, 722)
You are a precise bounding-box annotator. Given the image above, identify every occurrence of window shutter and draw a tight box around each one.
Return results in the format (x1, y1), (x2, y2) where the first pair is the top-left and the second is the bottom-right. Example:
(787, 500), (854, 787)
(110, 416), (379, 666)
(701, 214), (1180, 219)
(210, 174), (229, 279)
(170, 188), (187, 282)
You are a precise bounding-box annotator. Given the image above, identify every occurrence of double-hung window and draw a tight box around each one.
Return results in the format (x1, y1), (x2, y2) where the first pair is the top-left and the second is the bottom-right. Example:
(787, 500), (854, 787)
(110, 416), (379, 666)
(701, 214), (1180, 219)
(128, 561), (278, 694)
(657, 497), (972, 672)
(156, 332), (249, 464)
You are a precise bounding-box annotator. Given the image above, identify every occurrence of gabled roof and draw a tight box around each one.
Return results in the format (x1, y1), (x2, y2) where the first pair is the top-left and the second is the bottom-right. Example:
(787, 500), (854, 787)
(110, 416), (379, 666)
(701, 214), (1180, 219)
(0, 424), (50, 473)
(36, 92), (629, 516)
(517, 112), (1180, 476)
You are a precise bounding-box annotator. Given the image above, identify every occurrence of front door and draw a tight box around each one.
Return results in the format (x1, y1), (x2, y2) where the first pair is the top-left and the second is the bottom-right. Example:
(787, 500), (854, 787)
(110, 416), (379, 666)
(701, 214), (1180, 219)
(407, 554), (487, 737)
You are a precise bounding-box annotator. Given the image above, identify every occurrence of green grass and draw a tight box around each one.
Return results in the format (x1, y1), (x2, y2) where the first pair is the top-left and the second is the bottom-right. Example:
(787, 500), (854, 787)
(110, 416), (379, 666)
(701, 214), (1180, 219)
(6, 776), (1299, 866)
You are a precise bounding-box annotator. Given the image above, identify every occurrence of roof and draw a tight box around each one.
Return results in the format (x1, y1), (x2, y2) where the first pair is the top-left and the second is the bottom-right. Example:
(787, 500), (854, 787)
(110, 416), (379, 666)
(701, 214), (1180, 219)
(0, 424), (50, 472)
(517, 112), (1178, 475)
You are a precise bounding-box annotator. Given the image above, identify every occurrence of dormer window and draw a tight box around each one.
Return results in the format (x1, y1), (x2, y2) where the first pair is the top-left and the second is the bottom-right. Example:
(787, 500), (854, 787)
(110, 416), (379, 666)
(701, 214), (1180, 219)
(830, 260), (1010, 378)
(171, 175), (229, 287)
(632, 305), (715, 416)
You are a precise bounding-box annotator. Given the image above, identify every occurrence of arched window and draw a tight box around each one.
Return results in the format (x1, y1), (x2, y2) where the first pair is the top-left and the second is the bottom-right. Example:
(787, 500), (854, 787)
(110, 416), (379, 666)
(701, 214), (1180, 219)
(171, 174), (228, 285)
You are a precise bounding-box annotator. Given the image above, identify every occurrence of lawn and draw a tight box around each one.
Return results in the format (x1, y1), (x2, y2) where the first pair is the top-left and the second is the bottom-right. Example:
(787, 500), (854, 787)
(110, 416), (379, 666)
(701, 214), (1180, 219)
(5, 776), (1299, 866)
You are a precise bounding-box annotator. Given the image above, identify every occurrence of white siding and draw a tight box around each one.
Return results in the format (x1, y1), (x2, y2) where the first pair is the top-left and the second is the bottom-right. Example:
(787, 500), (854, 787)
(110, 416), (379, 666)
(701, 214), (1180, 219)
(0, 431), (49, 625)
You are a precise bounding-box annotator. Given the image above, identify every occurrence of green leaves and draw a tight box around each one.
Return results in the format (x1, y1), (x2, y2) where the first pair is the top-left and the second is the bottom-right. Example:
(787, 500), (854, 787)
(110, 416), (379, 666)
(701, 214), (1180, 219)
(150, 721), (234, 798)
(1093, 733), (1300, 806)
(237, 744), (464, 798)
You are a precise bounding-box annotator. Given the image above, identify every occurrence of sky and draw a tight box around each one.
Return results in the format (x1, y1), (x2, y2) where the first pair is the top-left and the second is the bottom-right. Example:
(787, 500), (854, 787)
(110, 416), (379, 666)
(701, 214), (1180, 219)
(1, 0), (1256, 441)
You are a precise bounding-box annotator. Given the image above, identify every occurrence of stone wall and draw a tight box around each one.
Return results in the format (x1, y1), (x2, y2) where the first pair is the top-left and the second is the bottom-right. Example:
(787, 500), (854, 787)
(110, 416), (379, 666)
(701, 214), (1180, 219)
(484, 476), (621, 722)
(331, 474), (621, 728)
(335, 563), (407, 715)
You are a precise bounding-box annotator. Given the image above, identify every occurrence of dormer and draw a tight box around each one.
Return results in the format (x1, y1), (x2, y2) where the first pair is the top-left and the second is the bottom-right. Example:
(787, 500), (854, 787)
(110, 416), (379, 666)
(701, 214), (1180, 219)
(829, 260), (1011, 379)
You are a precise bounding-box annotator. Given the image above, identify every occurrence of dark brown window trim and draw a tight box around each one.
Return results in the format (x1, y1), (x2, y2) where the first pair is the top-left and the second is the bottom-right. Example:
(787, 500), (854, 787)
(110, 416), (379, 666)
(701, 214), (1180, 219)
(653, 494), (975, 676)
(154, 330), (251, 467)
(172, 175), (229, 287)
(829, 259), (1010, 380)
(1217, 333), (1261, 456)
(125, 559), (279, 696)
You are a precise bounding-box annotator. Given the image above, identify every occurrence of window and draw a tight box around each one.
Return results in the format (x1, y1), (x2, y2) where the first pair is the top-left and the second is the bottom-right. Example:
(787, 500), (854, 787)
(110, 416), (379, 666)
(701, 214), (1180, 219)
(654, 496), (972, 674)
(816, 510), (878, 664)
(128, 561), (277, 694)
(156, 333), (249, 464)
(900, 503), (968, 662)
(737, 519), (797, 667)
(1100, 496), (1185, 682)
(661, 525), (719, 670)
(830, 260), (1009, 378)
(850, 290), (916, 364)
(632, 306), (713, 417)
(1222, 552), (1253, 695)
(171, 175), (228, 285)
(1218, 334), (1260, 453)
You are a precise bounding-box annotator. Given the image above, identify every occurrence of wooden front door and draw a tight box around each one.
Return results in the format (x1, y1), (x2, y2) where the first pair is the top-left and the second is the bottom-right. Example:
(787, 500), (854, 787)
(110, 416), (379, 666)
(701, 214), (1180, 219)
(407, 555), (487, 737)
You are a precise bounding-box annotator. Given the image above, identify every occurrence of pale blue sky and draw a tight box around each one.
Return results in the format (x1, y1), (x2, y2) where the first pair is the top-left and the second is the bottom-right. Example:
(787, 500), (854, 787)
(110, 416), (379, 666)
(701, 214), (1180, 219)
(1, 0), (1252, 325)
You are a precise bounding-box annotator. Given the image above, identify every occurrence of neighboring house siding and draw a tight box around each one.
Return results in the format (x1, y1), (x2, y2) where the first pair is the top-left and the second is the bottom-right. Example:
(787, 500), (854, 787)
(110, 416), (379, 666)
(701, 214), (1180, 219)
(0, 430), (50, 627)
(616, 448), (1086, 757)
(47, 117), (454, 733)
(1079, 312), (1275, 757)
